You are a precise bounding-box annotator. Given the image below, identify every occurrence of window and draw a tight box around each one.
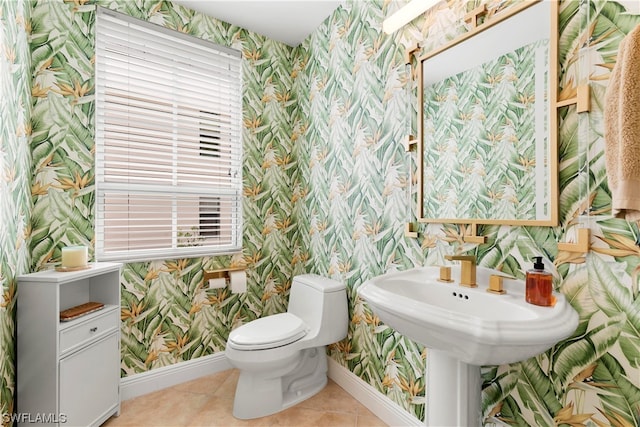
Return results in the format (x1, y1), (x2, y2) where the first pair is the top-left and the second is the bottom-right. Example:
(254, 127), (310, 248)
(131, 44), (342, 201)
(95, 8), (242, 261)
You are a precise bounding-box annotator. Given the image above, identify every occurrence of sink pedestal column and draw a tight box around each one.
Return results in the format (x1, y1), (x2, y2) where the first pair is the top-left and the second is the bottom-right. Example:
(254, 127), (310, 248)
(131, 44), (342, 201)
(425, 350), (482, 426)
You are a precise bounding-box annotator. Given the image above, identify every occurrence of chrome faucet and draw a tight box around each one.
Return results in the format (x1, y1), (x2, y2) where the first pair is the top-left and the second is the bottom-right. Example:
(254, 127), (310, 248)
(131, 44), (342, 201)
(444, 255), (477, 288)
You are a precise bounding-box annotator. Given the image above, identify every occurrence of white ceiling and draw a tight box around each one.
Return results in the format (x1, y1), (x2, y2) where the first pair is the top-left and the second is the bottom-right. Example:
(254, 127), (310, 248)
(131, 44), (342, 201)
(172, 0), (343, 47)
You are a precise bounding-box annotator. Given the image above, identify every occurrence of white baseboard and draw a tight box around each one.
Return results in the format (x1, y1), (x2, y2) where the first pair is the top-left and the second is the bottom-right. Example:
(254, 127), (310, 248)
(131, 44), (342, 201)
(327, 358), (423, 426)
(119, 352), (232, 401)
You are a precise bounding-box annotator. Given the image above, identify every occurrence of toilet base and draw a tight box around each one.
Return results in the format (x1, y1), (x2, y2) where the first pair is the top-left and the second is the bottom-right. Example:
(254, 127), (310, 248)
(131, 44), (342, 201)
(232, 346), (328, 419)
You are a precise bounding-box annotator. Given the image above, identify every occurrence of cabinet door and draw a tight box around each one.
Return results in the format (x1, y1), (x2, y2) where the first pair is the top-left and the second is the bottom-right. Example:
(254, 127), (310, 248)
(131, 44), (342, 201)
(59, 332), (119, 426)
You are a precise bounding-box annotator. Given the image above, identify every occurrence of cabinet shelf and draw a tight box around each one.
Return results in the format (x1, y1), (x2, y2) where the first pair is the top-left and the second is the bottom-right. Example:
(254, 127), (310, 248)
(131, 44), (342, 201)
(58, 304), (119, 330)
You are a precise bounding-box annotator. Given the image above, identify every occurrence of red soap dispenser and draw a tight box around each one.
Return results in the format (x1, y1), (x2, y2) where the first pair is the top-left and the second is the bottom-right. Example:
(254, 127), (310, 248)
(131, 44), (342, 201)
(525, 257), (554, 307)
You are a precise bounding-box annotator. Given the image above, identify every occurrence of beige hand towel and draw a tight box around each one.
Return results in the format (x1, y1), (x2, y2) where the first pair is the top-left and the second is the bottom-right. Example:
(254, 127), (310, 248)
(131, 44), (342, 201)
(604, 23), (640, 222)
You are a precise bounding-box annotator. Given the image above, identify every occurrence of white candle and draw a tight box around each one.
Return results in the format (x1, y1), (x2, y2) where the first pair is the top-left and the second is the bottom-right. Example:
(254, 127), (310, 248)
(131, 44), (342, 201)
(61, 246), (88, 268)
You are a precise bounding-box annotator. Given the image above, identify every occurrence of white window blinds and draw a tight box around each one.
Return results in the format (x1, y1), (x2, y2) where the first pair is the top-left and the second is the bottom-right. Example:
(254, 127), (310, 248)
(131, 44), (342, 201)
(95, 7), (242, 262)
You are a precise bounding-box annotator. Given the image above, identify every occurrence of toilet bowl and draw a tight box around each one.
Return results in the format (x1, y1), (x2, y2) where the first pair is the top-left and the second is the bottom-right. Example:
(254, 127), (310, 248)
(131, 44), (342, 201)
(225, 274), (348, 419)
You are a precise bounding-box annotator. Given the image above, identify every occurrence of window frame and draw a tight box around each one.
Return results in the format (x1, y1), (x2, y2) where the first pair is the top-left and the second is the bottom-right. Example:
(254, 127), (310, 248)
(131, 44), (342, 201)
(94, 7), (243, 262)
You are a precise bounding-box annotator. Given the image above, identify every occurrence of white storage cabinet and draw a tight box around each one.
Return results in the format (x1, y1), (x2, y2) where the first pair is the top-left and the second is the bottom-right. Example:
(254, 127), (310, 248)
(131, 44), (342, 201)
(17, 263), (122, 426)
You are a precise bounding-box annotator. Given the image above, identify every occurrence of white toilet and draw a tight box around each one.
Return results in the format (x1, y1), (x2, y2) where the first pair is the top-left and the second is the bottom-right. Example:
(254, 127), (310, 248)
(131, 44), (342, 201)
(225, 274), (348, 419)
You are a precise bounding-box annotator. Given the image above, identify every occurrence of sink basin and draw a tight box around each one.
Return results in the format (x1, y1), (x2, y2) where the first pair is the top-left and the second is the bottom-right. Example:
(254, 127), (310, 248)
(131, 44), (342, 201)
(359, 265), (579, 425)
(358, 265), (578, 366)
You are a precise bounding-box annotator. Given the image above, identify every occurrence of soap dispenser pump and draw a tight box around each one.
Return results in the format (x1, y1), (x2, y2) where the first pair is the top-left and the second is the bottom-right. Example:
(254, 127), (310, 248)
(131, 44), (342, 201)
(525, 257), (554, 306)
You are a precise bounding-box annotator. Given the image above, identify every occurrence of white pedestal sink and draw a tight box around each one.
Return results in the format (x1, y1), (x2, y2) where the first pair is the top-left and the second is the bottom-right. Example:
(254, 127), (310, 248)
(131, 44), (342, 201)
(358, 266), (579, 426)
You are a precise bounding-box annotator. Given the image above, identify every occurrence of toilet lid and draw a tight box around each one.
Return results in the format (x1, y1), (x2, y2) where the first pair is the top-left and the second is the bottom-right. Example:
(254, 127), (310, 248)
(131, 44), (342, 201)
(228, 313), (308, 350)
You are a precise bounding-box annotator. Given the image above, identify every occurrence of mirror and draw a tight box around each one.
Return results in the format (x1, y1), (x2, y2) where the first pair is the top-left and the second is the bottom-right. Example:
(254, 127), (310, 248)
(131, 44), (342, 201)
(418, 1), (558, 226)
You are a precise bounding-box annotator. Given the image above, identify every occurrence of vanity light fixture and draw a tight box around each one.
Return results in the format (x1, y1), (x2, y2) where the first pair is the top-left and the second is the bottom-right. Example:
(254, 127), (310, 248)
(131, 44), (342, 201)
(382, 0), (442, 34)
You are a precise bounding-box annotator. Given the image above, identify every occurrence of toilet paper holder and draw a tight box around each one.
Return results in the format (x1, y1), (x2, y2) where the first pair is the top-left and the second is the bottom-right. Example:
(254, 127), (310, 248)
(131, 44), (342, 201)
(203, 266), (246, 281)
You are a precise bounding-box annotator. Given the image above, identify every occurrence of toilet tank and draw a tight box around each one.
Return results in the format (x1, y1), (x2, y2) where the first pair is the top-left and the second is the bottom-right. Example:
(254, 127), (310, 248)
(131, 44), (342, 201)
(288, 274), (348, 345)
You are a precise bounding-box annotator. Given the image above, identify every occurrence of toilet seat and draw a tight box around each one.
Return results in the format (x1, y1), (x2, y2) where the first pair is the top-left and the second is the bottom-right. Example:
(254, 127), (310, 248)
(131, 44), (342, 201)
(228, 313), (308, 350)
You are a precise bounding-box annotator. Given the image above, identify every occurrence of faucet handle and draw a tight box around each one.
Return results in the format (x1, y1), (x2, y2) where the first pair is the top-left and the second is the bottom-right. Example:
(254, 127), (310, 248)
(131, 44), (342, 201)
(487, 274), (517, 295)
(487, 275), (507, 295)
(438, 266), (454, 283)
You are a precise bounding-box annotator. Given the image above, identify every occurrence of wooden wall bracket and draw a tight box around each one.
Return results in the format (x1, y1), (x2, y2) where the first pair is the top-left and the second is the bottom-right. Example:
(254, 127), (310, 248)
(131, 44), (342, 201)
(557, 228), (590, 253)
(462, 223), (487, 244)
(556, 84), (590, 113)
(404, 135), (418, 152)
(576, 84), (590, 113)
(203, 266), (245, 281)
(464, 4), (488, 29)
(405, 222), (419, 238)
(404, 43), (420, 65)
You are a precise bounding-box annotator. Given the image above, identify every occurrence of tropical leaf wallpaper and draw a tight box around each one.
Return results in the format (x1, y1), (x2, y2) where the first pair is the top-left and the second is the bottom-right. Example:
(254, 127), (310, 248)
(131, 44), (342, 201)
(0, 0), (639, 425)
(423, 40), (549, 221)
(0, 0), (31, 422)
(297, 0), (640, 424)
(29, 0), (302, 377)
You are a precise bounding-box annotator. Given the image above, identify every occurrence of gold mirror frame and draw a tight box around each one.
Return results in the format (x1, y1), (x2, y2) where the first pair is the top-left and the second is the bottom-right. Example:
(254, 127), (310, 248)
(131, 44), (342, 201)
(416, 0), (560, 229)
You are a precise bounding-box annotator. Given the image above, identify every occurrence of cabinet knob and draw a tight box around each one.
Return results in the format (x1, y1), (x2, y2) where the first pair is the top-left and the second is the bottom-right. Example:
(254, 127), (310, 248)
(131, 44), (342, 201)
(90, 327), (98, 333)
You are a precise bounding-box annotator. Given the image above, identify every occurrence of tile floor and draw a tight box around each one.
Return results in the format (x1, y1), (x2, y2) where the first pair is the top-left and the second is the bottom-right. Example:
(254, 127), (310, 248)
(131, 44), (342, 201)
(104, 369), (388, 427)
